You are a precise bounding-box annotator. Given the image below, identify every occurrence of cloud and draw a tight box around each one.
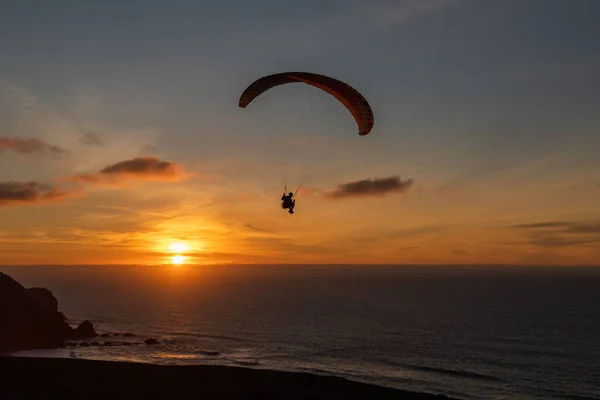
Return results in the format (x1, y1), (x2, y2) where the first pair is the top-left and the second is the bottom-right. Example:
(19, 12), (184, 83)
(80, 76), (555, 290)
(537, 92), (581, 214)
(68, 156), (190, 186)
(510, 220), (600, 248)
(0, 181), (77, 207)
(243, 223), (275, 234)
(527, 235), (600, 248)
(512, 222), (574, 229)
(511, 221), (600, 234)
(1, 80), (162, 174)
(565, 223), (600, 234)
(78, 130), (103, 146)
(325, 176), (414, 199)
(0, 137), (66, 156)
(346, 224), (448, 247)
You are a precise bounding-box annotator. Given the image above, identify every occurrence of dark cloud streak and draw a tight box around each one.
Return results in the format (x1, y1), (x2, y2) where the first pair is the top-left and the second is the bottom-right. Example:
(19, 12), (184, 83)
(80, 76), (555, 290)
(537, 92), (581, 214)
(511, 221), (600, 234)
(243, 223), (275, 234)
(325, 176), (414, 199)
(512, 221), (573, 229)
(69, 157), (189, 185)
(0, 181), (74, 206)
(0, 137), (66, 156)
(79, 130), (103, 146)
(510, 220), (600, 248)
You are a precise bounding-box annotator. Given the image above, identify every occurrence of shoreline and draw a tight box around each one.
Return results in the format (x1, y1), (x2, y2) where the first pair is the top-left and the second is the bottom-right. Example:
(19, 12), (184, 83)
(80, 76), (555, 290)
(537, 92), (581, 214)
(0, 355), (454, 400)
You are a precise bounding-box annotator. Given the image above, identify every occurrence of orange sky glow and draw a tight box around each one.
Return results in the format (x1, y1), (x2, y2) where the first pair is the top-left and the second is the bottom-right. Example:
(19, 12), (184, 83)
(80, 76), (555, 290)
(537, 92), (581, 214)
(1, 1), (599, 266)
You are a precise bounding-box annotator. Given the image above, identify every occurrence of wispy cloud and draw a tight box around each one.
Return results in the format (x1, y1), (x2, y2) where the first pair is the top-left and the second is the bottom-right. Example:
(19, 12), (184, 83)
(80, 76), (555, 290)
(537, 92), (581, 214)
(511, 221), (600, 234)
(0, 80), (162, 174)
(0, 137), (66, 157)
(78, 130), (103, 146)
(527, 235), (600, 248)
(243, 223), (276, 235)
(512, 222), (574, 229)
(0, 181), (78, 207)
(510, 220), (600, 248)
(347, 224), (449, 245)
(68, 157), (191, 186)
(324, 176), (414, 199)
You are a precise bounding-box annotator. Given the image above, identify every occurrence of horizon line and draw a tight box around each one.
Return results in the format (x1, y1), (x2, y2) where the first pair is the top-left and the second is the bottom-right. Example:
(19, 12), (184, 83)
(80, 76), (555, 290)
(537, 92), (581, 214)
(2, 263), (600, 268)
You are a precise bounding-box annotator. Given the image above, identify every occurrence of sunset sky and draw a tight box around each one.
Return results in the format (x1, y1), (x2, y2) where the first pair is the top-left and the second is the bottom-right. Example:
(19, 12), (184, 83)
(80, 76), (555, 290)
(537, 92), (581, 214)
(1, 0), (599, 265)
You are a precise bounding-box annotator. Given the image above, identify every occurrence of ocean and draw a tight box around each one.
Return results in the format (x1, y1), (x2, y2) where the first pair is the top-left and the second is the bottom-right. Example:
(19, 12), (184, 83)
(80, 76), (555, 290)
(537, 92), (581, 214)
(2, 264), (599, 400)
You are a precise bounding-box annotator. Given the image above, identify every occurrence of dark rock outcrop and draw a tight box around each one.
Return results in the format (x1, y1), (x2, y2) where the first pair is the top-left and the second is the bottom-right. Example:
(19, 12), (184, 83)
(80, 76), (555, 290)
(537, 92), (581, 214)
(72, 320), (97, 339)
(144, 338), (159, 345)
(26, 288), (58, 314)
(0, 272), (97, 353)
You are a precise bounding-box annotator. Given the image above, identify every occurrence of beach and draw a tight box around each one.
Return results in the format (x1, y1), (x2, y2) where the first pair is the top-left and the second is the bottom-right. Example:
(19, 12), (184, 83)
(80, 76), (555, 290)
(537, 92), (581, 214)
(0, 356), (453, 400)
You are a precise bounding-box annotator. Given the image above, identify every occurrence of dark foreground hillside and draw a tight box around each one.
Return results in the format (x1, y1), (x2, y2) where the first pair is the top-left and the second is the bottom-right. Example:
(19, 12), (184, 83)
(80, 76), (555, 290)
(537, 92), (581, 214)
(0, 356), (454, 400)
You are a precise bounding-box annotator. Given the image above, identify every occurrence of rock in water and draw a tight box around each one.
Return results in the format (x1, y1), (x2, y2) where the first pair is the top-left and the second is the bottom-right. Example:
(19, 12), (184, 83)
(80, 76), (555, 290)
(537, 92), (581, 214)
(0, 272), (97, 353)
(144, 338), (159, 345)
(73, 320), (97, 339)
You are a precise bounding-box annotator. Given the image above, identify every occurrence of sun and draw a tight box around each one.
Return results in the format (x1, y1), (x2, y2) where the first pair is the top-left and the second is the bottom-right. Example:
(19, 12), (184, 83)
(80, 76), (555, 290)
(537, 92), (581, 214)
(168, 242), (190, 253)
(171, 255), (186, 265)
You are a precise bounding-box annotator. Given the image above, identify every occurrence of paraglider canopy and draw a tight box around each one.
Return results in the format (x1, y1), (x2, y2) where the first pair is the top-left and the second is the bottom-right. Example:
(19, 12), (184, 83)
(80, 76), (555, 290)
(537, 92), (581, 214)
(238, 72), (374, 136)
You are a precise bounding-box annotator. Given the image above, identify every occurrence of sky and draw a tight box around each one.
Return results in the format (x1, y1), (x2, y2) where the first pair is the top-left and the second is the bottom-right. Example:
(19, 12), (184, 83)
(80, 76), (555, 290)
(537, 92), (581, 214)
(1, 0), (599, 266)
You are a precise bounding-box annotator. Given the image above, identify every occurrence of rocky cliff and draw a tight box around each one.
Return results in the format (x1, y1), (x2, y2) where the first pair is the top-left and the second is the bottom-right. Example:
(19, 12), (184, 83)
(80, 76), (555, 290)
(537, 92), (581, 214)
(0, 272), (97, 353)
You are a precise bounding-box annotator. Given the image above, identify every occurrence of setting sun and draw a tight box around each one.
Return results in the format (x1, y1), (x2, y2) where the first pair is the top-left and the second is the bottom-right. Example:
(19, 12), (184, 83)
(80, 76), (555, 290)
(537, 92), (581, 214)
(171, 255), (186, 265)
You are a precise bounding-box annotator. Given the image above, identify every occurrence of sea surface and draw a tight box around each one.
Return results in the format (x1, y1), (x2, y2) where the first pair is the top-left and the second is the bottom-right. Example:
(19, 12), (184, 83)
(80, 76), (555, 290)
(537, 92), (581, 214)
(2, 264), (599, 400)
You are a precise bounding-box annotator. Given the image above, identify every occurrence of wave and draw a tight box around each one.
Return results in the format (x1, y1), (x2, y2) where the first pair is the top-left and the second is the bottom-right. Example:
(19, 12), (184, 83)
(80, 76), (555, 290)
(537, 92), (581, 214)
(167, 332), (248, 342)
(376, 358), (504, 383)
(409, 365), (505, 383)
(296, 366), (334, 375)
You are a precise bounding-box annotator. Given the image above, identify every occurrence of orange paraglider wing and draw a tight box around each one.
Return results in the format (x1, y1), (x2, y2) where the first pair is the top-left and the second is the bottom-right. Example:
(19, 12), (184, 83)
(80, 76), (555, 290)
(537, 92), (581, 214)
(239, 72), (374, 136)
